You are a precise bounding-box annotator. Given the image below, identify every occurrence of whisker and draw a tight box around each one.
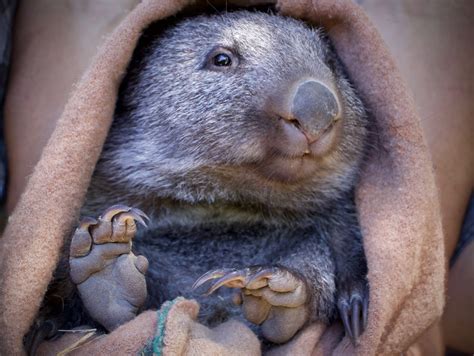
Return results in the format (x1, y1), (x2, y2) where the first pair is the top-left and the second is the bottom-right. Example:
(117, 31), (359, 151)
(206, 0), (220, 15)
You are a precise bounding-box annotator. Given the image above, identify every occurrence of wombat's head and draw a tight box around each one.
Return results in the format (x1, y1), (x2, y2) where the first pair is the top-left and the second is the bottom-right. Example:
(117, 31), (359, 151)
(98, 11), (369, 211)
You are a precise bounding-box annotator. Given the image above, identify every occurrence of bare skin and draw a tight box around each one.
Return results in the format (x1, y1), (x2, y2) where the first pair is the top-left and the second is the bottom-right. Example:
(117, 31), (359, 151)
(4, 0), (473, 352)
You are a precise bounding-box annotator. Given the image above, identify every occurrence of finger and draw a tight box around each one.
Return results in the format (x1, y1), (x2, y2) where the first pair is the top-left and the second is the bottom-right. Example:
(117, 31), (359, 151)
(111, 213), (138, 242)
(261, 305), (308, 344)
(70, 217), (96, 257)
(134, 255), (149, 275)
(93, 206), (132, 243)
(246, 267), (275, 289)
(70, 243), (131, 284)
(267, 269), (301, 292)
(260, 285), (307, 307)
(242, 294), (272, 325)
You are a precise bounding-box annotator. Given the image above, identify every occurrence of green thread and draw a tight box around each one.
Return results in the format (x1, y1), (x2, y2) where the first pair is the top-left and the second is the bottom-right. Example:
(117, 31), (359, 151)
(138, 298), (181, 356)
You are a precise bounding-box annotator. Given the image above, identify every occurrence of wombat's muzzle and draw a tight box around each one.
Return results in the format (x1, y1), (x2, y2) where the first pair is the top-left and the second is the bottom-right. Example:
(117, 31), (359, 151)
(286, 80), (340, 143)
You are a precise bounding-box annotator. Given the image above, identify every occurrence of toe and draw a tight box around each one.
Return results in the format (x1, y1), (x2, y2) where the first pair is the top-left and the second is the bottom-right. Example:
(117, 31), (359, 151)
(70, 217), (96, 257)
(261, 305), (308, 343)
(261, 285), (306, 307)
(134, 255), (149, 275)
(91, 220), (112, 244)
(111, 214), (137, 242)
(232, 291), (243, 305)
(116, 254), (148, 304)
(91, 206), (148, 244)
(111, 209), (148, 242)
(246, 267), (307, 307)
(70, 243), (131, 284)
(267, 268), (302, 292)
(242, 294), (272, 325)
(245, 285), (306, 308)
(91, 205), (130, 243)
(245, 267), (275, 289)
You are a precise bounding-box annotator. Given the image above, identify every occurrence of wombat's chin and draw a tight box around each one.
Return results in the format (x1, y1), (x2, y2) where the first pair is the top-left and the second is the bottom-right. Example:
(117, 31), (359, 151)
(250, 155), (319, 183)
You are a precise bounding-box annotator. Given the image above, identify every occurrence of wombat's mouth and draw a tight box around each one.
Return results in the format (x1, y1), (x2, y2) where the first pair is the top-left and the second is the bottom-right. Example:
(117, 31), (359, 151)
(248, 118), (341, 183)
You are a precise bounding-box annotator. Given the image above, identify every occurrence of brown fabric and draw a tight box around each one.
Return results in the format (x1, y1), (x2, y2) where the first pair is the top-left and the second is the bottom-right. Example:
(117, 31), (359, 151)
(36, 299), (262, 356)
(405, 321), (444, 356)
(0, 0), (444, 355)
(37, 311), (157, 355)
(161, 299), (260, 356)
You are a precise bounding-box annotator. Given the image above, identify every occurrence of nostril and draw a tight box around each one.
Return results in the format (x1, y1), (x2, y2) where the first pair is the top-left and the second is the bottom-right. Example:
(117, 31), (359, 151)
(279, 115), (321, 144)
(278, 115), (301, 129)
(288, 117), (301, 130)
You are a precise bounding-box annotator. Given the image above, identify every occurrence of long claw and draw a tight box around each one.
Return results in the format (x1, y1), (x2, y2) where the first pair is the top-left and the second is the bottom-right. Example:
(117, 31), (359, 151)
(100, 204), (132, 221)
(130, 208), (150, 226)
(247, 267), (276, 284)
(204, 270), (248, 295)
(92, 205), (147, 244)
(246, 267), (276, 289)
(116, 211), (148, 229)
(338, 302), (353, 341)
(351, 298), (361, 343)
(192, 268), (235, 290)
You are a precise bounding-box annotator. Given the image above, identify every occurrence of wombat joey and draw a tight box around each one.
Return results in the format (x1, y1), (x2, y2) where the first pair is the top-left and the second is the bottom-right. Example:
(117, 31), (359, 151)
(62, 10), (370, 347)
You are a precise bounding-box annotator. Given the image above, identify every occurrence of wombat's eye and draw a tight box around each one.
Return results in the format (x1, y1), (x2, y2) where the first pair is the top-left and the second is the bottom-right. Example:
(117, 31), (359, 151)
(213, 53), (232, 67)
(204, 47), (238, 71)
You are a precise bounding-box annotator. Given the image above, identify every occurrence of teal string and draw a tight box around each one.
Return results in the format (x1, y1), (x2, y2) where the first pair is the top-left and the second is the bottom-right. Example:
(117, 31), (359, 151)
(138, 298), (180, 356)
(152, 300), (174, 355)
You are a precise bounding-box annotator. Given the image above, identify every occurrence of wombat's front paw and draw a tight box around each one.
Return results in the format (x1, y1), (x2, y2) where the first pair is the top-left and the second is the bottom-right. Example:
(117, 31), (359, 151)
(194, 266), (308, 343)
(69, 205), (149, 331)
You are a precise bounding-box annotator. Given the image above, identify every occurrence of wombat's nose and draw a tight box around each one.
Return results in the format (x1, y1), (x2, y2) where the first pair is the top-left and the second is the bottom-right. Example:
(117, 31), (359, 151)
(289, 80), (339, 142)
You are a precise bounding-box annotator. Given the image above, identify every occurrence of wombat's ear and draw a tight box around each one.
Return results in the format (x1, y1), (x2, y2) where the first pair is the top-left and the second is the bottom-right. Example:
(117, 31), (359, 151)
(134, 19), (177, 54)
(188, 0), (277, 13)
(122, 17), (183, 83)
